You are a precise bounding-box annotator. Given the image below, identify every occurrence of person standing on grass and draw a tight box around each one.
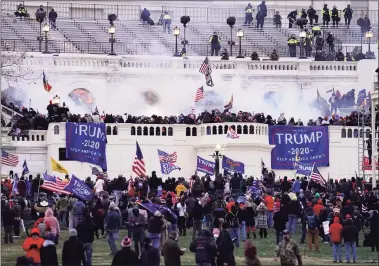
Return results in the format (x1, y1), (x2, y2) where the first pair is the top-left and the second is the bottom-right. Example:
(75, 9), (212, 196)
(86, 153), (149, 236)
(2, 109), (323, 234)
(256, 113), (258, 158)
(140, 236), (160, 266)
(256, 202), (268, 238)
(329, 216), (343, 263)
(77, 210), (97, 266)
(40, 233), (58, 266)
(62, 229), (86, 266)
(162, 232), (184, 266)
(22, 228), (45, 266)
(105, 204), (122, 255)
(341, 215), (358, 263)
(111, 236), (140, 266)
(148, 210), (164, 249)
(273, 202), (288, 245)
(244, 239), (262, 266)
(275, 230), (303, 266)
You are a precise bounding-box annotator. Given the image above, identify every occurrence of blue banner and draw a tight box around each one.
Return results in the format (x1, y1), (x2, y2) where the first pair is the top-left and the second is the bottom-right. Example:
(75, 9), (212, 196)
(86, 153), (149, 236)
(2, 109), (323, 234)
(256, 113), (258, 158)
(222, 155), (245, 174)
(66, 123), (107, 170)
(196, 156), (215, 175)
(64, 175), (93, 201)
(295, 162), (313, 176)
(269, 126), (329, 169)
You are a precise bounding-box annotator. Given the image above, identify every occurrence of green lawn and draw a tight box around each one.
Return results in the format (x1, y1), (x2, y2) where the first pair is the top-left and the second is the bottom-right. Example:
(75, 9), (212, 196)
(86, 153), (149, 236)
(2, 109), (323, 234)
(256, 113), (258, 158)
(1, 228), (378, 265)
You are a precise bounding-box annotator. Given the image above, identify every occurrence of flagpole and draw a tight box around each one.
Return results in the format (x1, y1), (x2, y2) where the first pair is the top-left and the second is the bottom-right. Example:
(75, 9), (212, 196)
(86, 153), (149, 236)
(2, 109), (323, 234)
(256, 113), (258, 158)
(306, 162), (316, 191)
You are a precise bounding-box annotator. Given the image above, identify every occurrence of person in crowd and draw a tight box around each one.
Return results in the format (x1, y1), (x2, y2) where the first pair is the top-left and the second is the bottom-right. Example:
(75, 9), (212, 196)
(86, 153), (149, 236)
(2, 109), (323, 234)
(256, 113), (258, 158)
(15, 4), (28, 18)
(162, 232), (184, 266)
(77, 210), (97, 266)
(275, 230), (303, 266)
(176, 198), (187, 236)
(287, 9), (297, 28)
(22, 228), (45, 266)
(48, 9), (58, 29)
(140, 236), (160, 266)
(209, 32), (221, 57)
(162, 11), (172, 34)
(148, 210), (164, 249)
(44, 208), (60, 244)
(369, 210), (379, 252)
(56, 194), (69, 229)
(215, 222), (235, 266)
(140, 8), (151, 25)
(306, 206), (320, 252)
(331, 5), (340, 27)
(256, 8), (265, 29)
(307, 5), (318, 25)
(62, 229), (86, 266)
(190, 229), (217, 265)
(226, 204), (240, 247)
(273, 202), (287, 245)
(270, 50), (279, 61)
(105, 203), (121, 255)
(322, 4), (331, 27)
(326, 32), (335, 52)
(256, 202), (268, 238)
(342, 215), (358, 263)
(2, 199), (15, 244)
(287, 194), (300, 234)
(112, 236), (140, 266)
(40, 233), (58, 266)
(73, 198), (86, 228)
(12, 198), (22, 238)
(128, 206), (146, 255)
(329, 216), (343, 263)
(244, 3), (253, 25)
(192, 199), (204, 240)
(244, 239), (261, 266)
(273, 11), (282, 29)
(343, 5), (353, 27)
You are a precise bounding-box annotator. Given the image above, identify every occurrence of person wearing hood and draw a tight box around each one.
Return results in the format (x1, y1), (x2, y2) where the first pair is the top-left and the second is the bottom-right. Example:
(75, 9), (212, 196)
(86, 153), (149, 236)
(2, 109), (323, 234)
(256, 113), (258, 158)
(286, 195), (301, 234)
(162, 232), (184, 266)
(273, 202), (288, 245)
(73, 199), (86, 228)
(128, 206), (146, 256)
(341, 215), (358, 263)
(190, 229), (217, 265)
(22, 228), (44, 265)
(264, 193), (274, 228)
(140, 236), (160, 266)
(44, 208), (60, 244)
(244, 239), (261, 266)
(77, 211), (97, 266)
(112, 236), (140, 266)
(40, 233), (58, 266)
(341, 199), (354, 218)
(62, 229), (86, 266)
(216, 222), (235, 266)
(148, 210), (164, 249)
(226, 205), (240, 248)
(256, 202), (268, 238)
(329, 216), (343, 263)
(192, 177), (204, 198)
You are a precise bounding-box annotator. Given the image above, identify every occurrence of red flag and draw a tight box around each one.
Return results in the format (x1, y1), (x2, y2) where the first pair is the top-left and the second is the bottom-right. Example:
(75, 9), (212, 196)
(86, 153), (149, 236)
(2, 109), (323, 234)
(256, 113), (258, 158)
(43, 71), (52, 92)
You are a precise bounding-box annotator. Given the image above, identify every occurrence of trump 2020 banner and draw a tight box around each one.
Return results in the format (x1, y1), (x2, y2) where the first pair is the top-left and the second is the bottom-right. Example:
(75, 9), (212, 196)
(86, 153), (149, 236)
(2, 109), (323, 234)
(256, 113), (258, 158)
(222, 155), (245, 174)
(196, 156), (215, 175)
(269, 126), (329, 169)
(66, 123), (107, 170)
(294, 161), (313, 176)
(64, 175), (93, 201)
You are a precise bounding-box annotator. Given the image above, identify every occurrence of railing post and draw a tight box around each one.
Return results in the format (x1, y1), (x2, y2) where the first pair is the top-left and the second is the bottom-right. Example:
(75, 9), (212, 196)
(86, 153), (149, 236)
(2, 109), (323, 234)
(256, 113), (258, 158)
(70, 3), (73, 19)
(93, 4), (96, 20)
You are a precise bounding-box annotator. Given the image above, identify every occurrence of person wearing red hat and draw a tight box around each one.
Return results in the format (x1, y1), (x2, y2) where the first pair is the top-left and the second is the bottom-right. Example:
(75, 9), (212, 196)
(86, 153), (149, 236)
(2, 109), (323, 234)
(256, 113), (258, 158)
(111, 236), (139, 266)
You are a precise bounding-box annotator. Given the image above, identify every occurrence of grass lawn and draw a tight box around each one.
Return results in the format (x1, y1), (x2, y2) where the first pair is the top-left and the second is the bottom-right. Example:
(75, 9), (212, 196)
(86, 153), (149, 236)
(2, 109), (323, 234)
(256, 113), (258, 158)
(1, 228), (378, 265)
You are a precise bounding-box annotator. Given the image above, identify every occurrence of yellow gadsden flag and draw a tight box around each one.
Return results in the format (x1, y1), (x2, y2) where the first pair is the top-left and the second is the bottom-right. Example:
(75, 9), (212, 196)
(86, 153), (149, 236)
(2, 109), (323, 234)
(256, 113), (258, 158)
(51, 157), (69, 174)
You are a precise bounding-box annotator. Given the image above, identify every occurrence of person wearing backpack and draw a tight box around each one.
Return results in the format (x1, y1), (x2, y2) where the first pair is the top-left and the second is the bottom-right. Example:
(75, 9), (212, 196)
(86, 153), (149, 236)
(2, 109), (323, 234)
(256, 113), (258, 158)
(306, 210), (320, 252)
(216, 222), (236, 266)
(226, 205), (240, 248)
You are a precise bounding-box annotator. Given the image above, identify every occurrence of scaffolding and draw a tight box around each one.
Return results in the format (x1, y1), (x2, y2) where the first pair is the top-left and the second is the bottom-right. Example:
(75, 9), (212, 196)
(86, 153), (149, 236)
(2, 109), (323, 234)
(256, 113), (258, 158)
(357, 108), (370, 180)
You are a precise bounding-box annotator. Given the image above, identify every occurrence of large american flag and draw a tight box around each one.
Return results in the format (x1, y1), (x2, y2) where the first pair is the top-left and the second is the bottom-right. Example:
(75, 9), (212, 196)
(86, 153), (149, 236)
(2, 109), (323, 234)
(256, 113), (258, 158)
(1, 149), (19, 167)
(40, 173), (71, 194)
(226, 126), (239, 139)
(311, 166), (326, 186)
(199, 56), (212, 75)
(194, 86), (204, 102)
(158, 150), (178, 164)
(132, 141), (146, 177)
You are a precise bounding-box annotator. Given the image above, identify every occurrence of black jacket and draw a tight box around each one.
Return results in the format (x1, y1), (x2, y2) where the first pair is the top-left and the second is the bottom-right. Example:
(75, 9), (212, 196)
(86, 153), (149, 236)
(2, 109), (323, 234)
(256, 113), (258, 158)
(341, 219), (358, 242)
(112, 247), (140, 266)
(193, 202), (204, 221)
(273, 210), (288, 231)
(40, 241), (58, 266)
(287, 200), (301, 216)
(148, 216), (164, 234)
(140, 245), (160, 266)
(230, 176), (240, 191)
(162, 237), (184, 266)
(62, 236), (86, 266)
(77, 218), (96, 243)
(190, 230), (217, 264)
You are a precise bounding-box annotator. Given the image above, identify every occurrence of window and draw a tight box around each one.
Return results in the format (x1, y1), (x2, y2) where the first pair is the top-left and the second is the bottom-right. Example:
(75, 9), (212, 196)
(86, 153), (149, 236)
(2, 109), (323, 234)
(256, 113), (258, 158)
(341, 128), (346, 138)
(113, 126), (118, 135)
(149, 127), (155, 136)
(168, 127), (173, 136)
(162, 127), (167, 136)
(218, 126), (223, 134)
(137, 126), (142, 136)
(186, 127), (191, 136)
(212, 126), (217, 135)
(237, 125), (242, 134)
(347, 128), (352, 138)
(106, 126), (111, 135)
(192, 127), (197, 136)
(54, 125), (59, 135)
(243, 125), (248, 134)
(206, 126), (211, 135)
(249, 125), (254, 134)
(143, 127), (148, 136)
(156, 127), (161, 136)
(131, 126), (136, 135)
(58, 148), (73, 161)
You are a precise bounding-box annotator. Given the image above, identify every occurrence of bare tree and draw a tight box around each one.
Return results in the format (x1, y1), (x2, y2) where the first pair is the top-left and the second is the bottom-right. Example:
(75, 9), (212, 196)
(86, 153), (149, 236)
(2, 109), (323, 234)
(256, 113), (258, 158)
(1, 52), (36, 85)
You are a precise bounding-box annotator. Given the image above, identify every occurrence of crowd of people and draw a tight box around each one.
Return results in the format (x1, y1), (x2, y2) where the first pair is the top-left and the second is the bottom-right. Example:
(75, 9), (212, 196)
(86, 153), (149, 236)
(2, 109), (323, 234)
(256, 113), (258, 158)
(1, 167), (379, 266)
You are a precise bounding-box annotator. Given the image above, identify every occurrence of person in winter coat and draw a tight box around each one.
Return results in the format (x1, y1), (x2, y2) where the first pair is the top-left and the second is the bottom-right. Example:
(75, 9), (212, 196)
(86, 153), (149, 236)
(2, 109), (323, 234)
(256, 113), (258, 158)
(193, 200), (204, 240)
(62, 229), (86, 266)
(273, 202), (288, 245)
(244, 239), (261, 266)
(17, 177), (27, 198)
(77, 211), (97, 266)
(148, 210), (164, 249)
(22, 228), (45, 265)
(329, 216), (343, 262)
(40, 233), (58, 266)
(2, 201), (15, 244)
(56, 194), (69, 229)
(73, 199), (86, 228)
(44, 208), (60, 244)
(341, 216), (358, 263)
(162, 232), (184, 266)
(286, 195), (300, 234)
(105, 204), (121, 255)
(140, 237), (160, 266)
(112, 236), (140, 266)
(226, 205), (240, 248)
(190, 229), (217, 265)
(216, 222), (235, 266)
(192, 177), (204, 198)
(128, 206), (147, 256)
(256, 202), (268, 238)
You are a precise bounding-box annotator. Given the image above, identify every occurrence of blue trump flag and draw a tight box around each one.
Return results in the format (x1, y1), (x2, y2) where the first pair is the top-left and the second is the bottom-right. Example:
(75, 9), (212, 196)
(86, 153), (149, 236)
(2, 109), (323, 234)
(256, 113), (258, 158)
(64, 175), (93, 201)
(158, 149), (181, 175)
(196, 156), (215, 175)
(269, 126), (329, 169)
(66, 123), (107, 170)
(22, 159), (29, 176)
(222, 155), (245, 174)
(295, 161), (314, 176)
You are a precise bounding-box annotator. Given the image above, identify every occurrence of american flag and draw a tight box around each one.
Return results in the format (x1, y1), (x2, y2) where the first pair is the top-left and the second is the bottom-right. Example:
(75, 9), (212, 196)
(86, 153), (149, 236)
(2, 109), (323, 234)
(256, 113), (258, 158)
(40, 173), (71, 195)
(226, 126), (239, 139)
(311, 166), (326, 186)
(42, 71), (52, 92)
(1, 149), (19, 167)
(194, 86), (204, 102)
(158, 150), (178, 164)
(199, 56), (212, 75)
(132, 141), (146, 177)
